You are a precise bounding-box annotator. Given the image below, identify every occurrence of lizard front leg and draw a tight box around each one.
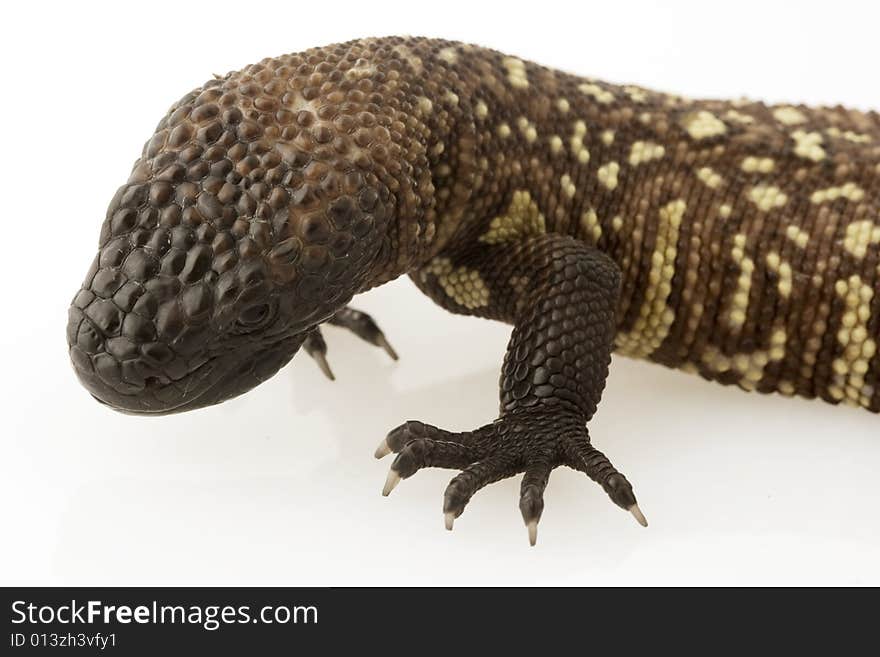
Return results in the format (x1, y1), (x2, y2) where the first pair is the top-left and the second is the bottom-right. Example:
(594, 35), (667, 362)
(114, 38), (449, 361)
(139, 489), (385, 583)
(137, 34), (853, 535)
(303, 307), (398, 381)
(376, 234), (645, 545)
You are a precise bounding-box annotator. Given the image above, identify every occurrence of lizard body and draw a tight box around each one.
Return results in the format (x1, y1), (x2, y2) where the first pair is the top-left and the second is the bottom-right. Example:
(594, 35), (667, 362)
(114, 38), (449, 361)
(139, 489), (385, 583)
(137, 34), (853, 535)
(67, 37), (880, 542)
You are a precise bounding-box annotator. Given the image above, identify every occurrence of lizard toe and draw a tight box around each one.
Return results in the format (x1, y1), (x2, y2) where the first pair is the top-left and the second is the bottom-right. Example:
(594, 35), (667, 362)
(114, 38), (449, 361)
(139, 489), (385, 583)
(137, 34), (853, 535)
(303, 327), (335, 381)
(563, 439), (647, 527)
(376, 420), (480, 495)
(378, 411), (646, 542)
(328, 306), (398, 360)
(303, 305), (398, 381)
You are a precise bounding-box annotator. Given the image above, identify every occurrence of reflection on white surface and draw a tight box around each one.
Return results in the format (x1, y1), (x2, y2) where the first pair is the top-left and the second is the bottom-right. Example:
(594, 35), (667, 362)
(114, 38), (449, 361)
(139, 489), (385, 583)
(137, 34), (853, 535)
(4, 277), (880, 585)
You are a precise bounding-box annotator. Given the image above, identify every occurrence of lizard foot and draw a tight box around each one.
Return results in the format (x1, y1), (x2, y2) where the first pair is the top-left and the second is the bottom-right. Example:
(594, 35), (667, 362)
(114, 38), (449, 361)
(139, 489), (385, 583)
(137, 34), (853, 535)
(303, 306), (398, 380)
(328, 307), (398, 360)
(375, 412), (646, 545)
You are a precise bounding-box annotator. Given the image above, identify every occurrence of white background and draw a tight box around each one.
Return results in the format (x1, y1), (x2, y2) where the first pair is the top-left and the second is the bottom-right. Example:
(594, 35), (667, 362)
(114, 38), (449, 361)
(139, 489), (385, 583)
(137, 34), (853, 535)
(2, 0), (879, 586)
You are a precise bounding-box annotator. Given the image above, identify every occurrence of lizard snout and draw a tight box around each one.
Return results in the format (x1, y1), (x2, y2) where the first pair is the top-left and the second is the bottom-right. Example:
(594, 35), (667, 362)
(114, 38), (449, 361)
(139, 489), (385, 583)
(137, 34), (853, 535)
(66, 293), (217, 414)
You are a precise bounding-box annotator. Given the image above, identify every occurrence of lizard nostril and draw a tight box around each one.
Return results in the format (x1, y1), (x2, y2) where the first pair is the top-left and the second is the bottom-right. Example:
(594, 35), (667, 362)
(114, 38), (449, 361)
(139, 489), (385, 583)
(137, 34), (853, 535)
(144, 376), (162, 389)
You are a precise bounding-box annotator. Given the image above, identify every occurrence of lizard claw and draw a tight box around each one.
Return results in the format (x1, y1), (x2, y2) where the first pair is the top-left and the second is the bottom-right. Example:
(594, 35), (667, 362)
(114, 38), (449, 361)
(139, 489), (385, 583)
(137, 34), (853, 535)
(526, 519), (538, 547)
(302, 306), (397, 380)
(303, 328), (335, 381)
(444, 511), (456, 531)
(374, 438), (392, 459)
(382, 469), (401, 496)
(629, 504), (648, 527)
(328, 306), (399, 361)
(377, 413), (644, 544)
(311, 351), (335, 381)
(374, 333), (399, 361)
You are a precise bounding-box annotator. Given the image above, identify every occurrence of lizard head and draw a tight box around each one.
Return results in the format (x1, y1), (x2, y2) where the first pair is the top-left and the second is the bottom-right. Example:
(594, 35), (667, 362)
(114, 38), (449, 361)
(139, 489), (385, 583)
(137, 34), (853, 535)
(66, 72), (395, 415)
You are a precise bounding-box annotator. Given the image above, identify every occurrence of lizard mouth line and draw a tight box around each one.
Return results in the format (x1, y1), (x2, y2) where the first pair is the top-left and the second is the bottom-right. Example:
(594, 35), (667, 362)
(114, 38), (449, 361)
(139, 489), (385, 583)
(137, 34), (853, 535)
(92, 359), (219, 416)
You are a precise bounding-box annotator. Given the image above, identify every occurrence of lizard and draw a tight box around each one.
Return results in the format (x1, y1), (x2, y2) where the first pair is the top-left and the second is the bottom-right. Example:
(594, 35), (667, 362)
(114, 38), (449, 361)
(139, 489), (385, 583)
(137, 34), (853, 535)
(66, 36), (880, 545)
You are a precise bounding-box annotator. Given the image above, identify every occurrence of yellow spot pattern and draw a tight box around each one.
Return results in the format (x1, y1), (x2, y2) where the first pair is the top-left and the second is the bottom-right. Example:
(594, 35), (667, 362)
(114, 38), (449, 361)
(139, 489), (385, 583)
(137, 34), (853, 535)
(425, 258), (491, 309)
(570, 120), (590, 164)
(516, 116), (538, 143)
(792, 130), (826, 162)
(681, 111), (727, 139)
(702, 328), (787, 389)
(826, 127), (872, 143)
(597, 162), (620, 190)
(765, 251), (793, 298)
(785, 225), (810, 249)
(772, 106), (807, 125)
(741, 156), (775, 173)
(830, 276), (876, 407)
(616, 200), (686, 358)
(416, 96), (433, 115)
(580, 209), (602, 243)
(728, 233), (754, 328)
(842, 220), (880, 259)
(697, 167), (723, 189)
(748, 184), (788, 212)
(578, 82), (614, 104)
(479, 190), (546, 244)
(438, 47), (458, 64)
(560, 174), (576, 198)
(623, 86), (648, 102)
(628, 141), (665, 166)
(724, 109), (755, 124)
(809, 183), (865, 204)
(503, 57), (529, 88)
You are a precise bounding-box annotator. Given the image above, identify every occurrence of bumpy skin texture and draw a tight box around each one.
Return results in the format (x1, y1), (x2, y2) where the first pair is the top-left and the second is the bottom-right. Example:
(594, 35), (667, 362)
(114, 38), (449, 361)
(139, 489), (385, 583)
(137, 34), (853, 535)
(68, 37), (880, 540)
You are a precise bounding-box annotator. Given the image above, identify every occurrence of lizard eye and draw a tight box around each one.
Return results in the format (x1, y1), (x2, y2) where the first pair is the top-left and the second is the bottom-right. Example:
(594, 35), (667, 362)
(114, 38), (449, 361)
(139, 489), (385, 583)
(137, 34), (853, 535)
(236, 302), (275, 331)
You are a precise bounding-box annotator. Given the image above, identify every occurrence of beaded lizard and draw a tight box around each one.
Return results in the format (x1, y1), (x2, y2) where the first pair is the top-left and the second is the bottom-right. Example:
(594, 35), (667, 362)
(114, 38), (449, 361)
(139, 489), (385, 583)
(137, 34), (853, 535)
(67, 37), (880, 544)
